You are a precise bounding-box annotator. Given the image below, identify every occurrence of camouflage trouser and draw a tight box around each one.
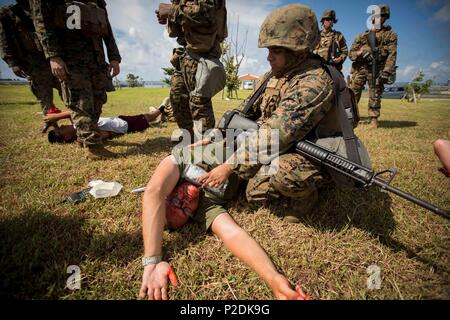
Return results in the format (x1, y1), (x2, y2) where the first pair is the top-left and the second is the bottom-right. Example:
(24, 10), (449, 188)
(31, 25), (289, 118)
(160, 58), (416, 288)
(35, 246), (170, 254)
(246, 153), (331, 217)
(170, 50), (215, 137)
(350, 67), (384, 119)
(61, 55), (108, 147)
(27, 58), (61, 114)
(164, 104), (176, 122)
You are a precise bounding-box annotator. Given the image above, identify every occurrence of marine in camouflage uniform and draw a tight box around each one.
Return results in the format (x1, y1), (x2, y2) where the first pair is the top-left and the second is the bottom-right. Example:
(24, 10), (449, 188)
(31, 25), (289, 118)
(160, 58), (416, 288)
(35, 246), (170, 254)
(156, 0), (227, 138)
(0, 0), (61, 115)
(313, 10), (348, 72)
(31, 0), (121, 158)
(187, 5), (338, 223)
(349, 4), (397, 127)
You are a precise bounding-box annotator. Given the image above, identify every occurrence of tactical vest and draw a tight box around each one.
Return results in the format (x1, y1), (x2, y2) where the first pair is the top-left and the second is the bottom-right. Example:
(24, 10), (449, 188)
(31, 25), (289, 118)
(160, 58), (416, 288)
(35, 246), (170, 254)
(54, 0), (109, 37)
(171, 0), (228, 53)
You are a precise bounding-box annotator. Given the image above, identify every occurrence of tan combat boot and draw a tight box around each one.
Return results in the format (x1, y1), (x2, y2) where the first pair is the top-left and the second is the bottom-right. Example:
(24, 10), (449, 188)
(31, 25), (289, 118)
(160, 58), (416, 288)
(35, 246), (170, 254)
(86, 145), (117, 160)
(370, 118), (379, 129)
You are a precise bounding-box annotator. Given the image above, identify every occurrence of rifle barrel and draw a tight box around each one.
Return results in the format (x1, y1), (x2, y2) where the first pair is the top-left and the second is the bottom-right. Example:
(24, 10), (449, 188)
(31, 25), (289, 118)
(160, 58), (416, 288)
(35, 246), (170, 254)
(373, 178), (450, 219)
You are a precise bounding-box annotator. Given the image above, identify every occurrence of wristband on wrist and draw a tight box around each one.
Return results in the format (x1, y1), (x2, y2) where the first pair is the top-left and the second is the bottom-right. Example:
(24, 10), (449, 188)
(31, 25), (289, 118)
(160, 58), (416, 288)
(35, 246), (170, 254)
(142, 255), (162, 267)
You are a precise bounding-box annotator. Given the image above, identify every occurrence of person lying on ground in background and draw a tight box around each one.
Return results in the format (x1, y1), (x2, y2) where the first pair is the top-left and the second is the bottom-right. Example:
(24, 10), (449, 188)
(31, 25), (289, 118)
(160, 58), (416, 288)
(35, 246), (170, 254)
(45, 106), (166, 144)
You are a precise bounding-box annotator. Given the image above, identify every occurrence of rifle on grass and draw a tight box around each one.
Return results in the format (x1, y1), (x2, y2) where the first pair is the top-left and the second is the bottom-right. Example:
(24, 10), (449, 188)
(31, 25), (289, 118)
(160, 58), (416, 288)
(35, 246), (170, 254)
(217, 109), (450, 219)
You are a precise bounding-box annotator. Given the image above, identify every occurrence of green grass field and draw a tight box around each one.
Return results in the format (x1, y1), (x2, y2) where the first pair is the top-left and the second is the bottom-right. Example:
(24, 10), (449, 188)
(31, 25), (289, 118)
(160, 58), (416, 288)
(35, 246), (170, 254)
(0, 85), (449, 300)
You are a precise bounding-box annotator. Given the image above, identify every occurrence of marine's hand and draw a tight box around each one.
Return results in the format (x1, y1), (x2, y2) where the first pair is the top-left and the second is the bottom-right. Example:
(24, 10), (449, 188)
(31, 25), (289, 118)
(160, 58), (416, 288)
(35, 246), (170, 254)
(360, 48), (373, 62)
(12, 66), (28, 78)
(333, 57), (343, 64)
(197, 164), (232, 189)
(378, 71), (390, 83)
(156, 3), (171, 24)
(50, 57), (70, 82)
(139, 262), (178, 300)
(109, 60), (120, 77)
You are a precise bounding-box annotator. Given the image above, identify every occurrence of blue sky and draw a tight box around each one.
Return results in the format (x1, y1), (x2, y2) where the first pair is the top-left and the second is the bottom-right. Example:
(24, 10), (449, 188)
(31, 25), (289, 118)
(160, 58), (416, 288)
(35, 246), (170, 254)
(1, 0), (449, 83)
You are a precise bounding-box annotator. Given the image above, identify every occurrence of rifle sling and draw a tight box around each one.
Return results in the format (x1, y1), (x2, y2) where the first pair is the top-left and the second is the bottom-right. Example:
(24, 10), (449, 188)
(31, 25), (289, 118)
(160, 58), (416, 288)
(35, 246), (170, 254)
(241, 76), (271, 115)
(323, 64), (362, 165)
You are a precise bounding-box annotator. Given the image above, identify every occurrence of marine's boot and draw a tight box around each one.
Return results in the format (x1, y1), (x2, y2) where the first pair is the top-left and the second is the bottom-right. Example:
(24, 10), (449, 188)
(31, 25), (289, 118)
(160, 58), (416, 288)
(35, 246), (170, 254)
(370, 118), (379, 129)
(282, 192), (318, 224)
(86, 145), (117, 160)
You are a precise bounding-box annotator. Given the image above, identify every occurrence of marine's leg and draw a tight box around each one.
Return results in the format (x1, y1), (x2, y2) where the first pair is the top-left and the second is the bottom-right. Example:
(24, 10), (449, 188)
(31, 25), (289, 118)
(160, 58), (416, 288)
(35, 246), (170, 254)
(349, 67), (367, 105)
(247, 153), (328, 222)
(170, 68), (193, 139)
(368, 74), (384, 125)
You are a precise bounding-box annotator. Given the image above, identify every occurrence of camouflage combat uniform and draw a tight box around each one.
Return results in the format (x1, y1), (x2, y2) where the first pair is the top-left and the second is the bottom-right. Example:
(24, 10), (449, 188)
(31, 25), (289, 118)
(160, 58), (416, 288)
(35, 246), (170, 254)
(349, 25), (397, 119)
(314, 29), (348, 71)
(31, 0), (121, 147)
(228, 5), (337, 220)
(233, 56), (335, 217)
(0, 1), (61, 114)
(167, 0), (227, 136)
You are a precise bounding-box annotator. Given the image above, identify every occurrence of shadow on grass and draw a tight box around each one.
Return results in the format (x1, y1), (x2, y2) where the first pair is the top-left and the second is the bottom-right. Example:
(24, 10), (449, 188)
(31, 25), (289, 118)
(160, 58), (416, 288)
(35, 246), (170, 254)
(0, 209), (142, 299)
(295, 187), (449, 275)
(113, 136), (173, 157)
(359, 117), (417, 128)
(0, 101), (37, 107)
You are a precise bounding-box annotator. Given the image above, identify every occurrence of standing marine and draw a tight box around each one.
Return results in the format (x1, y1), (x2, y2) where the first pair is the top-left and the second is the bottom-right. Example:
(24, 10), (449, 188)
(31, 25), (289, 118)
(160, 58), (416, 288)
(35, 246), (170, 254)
(349, 4), (398, 128)
(155, 0), (227, 141)
(313, 9), (348, 72)
(31, 0), (122, 159)
(0, 0), (63, 129)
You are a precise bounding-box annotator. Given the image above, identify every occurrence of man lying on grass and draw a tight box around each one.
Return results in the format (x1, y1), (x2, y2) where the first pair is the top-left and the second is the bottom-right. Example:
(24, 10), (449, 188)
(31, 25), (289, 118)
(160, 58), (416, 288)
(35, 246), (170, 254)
(139, 146), (311, 300)
(44, 106), (166, 144)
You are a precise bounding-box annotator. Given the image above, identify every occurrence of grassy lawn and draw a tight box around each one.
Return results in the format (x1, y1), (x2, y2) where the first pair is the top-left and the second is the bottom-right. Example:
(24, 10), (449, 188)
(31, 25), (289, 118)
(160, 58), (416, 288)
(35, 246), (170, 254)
(0, 85), (449, 300)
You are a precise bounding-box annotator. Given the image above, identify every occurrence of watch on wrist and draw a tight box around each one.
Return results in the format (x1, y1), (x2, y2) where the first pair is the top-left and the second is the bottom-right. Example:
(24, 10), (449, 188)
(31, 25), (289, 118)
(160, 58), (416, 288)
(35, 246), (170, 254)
(142, 255), (162, 267)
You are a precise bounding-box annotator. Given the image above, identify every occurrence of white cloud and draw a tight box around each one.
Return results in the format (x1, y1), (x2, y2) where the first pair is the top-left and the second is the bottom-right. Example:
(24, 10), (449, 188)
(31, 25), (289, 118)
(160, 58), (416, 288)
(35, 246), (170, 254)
(397, 58), (450, 83)
(433, 2), (450, 22)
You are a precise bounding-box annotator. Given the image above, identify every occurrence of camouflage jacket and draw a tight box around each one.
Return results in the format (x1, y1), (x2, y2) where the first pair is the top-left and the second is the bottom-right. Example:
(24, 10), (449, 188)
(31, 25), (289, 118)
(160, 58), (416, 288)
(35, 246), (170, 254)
(313, 29), (348, 63)
(231, 57), (335, 179)
(31, 0), (121, 64)
(349, 25), (397, 74)
(0, 4), (43, 68)
(168, 0), (227, 57)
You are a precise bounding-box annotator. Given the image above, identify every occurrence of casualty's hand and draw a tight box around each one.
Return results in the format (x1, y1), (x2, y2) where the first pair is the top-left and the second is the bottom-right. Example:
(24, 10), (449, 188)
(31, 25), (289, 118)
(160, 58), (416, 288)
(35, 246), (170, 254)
(269, 273), (312, 300)
(197, 163), (233, 189)
(109, 60), (120, 77)
(156, 3), (171, 24)
(139, 262), (178, 300)
(50, 56), (70, 82)
(12, 66), (28, 78)
(43, 113), (60, 121)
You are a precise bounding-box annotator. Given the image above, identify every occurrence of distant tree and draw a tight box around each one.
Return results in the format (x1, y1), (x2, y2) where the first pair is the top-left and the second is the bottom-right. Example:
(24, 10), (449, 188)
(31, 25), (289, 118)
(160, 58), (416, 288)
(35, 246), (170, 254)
(221, 14), (248, 99)
(161, 67), (174, 86)
(403, 71), (433, 103)
(126, 73), (140, 88)
(224, 56), (240, 99)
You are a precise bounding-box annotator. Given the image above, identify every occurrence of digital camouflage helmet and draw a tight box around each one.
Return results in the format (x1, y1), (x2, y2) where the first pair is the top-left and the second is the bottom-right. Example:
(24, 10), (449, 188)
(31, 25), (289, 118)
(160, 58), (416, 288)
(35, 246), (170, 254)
(378, 4), (390, 19)
(321, 9), (337, 23)
(258, 4), (320, 53)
